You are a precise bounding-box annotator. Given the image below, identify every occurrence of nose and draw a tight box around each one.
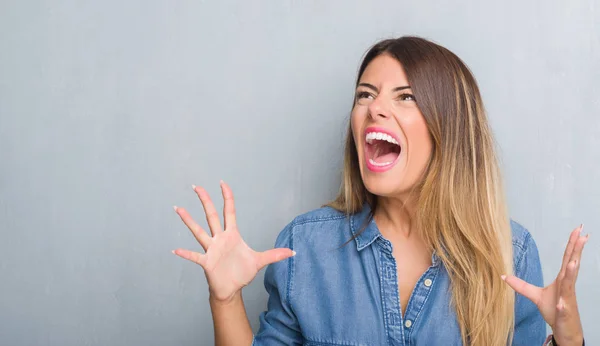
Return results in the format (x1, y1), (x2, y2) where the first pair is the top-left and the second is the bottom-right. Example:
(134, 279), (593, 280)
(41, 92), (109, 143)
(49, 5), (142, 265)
(367, 96), (391, 120)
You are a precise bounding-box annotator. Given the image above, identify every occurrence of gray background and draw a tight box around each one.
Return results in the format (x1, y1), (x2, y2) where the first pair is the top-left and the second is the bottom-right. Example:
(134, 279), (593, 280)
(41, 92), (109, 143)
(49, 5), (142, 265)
(1, 0), (598, 345)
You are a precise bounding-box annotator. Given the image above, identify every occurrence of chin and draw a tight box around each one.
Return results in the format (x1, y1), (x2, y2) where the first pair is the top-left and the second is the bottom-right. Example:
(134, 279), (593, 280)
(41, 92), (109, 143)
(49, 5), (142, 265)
(360, 171), (407, 199)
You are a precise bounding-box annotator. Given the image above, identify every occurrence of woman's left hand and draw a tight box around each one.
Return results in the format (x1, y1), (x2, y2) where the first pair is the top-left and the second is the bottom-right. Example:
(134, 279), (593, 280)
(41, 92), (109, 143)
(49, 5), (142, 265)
(503, 225), (588, 346)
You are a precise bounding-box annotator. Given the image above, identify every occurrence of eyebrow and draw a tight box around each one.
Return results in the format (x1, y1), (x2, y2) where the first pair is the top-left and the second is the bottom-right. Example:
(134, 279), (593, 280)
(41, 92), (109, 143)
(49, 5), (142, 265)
(357, 83), (411, 92)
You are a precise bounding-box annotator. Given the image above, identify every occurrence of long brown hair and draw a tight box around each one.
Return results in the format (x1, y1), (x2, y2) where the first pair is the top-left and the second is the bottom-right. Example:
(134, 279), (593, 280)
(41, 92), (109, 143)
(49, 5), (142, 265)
(327, 37), (515, 346)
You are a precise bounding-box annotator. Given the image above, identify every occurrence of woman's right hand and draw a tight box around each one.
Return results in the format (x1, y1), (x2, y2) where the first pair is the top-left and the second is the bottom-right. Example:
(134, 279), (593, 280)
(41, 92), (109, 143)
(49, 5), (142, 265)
(172, 181), (295, 304)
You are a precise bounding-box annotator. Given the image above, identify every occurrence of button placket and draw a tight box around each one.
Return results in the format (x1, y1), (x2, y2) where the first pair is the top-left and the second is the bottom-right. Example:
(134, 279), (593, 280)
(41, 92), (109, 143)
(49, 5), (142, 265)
(377, 242), (404, 346)
(401, 265), (441, 345)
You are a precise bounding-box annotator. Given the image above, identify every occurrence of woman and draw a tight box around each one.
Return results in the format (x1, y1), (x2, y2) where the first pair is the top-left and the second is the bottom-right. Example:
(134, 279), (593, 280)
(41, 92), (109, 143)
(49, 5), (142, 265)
(173, 37), (588, 345)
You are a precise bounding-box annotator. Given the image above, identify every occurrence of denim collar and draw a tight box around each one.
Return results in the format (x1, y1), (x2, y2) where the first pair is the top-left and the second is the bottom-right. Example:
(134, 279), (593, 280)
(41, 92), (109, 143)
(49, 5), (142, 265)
(350, 203), (380, 251)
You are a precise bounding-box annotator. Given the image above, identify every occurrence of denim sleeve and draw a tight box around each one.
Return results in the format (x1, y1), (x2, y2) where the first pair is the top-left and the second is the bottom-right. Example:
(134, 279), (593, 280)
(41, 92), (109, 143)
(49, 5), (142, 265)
(252, 223), (302, 346)
(512, 231), (546, 346)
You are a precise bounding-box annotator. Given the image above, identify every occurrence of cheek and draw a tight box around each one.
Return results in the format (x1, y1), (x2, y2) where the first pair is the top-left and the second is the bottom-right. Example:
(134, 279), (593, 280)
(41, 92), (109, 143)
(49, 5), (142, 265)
(350, 109), (365, 146)
(405, 115), (433, 165)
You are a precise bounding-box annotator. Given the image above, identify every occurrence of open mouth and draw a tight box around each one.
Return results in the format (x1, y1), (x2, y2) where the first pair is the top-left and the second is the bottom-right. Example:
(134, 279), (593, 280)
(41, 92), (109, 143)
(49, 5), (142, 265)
(364, 128), (401, 171)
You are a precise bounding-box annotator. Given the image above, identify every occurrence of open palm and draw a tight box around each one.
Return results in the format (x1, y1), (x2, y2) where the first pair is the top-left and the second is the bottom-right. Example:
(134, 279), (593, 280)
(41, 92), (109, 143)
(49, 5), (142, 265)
(172, 181), (295, 303)
(503, 225), (588, 345)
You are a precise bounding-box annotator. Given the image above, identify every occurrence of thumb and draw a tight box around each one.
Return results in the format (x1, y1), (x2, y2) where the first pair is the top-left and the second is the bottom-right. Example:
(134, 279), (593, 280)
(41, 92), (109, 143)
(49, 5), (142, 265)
(502, 274), (542, 306)
(256, 248), (296, 270)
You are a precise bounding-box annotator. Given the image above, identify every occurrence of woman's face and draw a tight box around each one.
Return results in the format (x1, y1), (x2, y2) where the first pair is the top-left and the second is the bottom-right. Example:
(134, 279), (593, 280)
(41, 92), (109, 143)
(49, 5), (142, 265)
(351, 54), (433, 199)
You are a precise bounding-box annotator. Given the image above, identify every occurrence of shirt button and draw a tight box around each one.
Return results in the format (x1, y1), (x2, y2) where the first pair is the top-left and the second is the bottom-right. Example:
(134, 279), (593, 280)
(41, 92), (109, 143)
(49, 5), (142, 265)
(424, 279), (433, 287)
(405, 320), (412, 328)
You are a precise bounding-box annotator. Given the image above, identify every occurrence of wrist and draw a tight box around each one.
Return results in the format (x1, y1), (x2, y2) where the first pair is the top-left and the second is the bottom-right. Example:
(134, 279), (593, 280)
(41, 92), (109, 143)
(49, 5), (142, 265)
(209, 290), (243, 307)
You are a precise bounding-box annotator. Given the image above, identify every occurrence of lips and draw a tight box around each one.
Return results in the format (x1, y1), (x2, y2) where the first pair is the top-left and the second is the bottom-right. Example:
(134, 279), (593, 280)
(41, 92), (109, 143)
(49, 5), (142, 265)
(364, 127), (402, 172)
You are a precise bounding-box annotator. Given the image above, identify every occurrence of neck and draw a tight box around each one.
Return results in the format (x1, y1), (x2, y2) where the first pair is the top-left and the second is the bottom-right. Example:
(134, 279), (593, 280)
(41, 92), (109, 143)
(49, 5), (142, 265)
(374, 194), (418, 238)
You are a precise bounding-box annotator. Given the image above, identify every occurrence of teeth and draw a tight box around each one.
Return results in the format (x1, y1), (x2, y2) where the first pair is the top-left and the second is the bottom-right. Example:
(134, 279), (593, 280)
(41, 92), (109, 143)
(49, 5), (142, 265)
(369, 159), (393, 166)
(365, 132), (399, 146)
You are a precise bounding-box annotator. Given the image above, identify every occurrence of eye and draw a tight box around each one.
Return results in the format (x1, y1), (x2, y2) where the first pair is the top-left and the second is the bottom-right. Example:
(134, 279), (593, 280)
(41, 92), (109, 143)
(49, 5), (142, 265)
(398, 93), (416, 102)
(355, 91), (375, 105)
(356, 91), (374, 100)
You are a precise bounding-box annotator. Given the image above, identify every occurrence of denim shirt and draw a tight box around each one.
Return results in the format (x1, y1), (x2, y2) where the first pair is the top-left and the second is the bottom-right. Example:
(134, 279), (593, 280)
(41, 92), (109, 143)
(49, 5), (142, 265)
(253, 205), (545, 346)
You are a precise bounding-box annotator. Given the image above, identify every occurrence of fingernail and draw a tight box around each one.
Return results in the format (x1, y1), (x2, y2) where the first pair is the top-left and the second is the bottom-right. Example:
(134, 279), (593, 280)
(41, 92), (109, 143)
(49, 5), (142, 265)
(501, 275), (506, 280)
(192, 184), (197, 190)
(580, 224), (585, 233)
(173, 205), (178, 211)
(292, 251), (297, 256)
(557, 297), (565, 310)
(220, 180), (225, 186)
